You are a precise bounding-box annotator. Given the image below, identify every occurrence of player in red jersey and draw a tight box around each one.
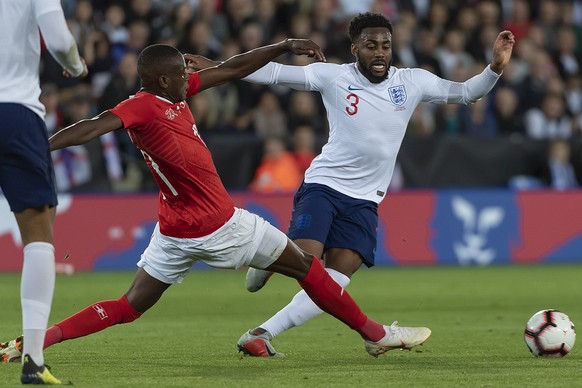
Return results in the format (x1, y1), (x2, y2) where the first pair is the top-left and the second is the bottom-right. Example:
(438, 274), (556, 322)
(0, 42), (430, 366)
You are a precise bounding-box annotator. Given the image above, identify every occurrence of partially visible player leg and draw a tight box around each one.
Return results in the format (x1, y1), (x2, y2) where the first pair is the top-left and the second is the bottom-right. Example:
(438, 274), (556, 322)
(2, 105), (65, 383)
(260, 267), (350, 336)
(254, 247), (356, 338)
(238, 267), (350, 356)
(43, 268), (168, 348)
(254, 234), (431, 357)
(2, 269), (167, 361)
(15, 207), (63, 384)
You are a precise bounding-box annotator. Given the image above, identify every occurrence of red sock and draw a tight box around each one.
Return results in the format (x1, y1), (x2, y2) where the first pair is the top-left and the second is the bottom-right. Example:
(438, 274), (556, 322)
(44, 326), (63, 349)
(44, 295), (141, 348)
(357, 318), (386, 342)
(298, 257), (375, 333)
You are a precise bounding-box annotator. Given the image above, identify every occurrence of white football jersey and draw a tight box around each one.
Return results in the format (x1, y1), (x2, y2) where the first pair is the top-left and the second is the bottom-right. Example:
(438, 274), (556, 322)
(245, 62), (501, 203)
(0, 0), (82, 118)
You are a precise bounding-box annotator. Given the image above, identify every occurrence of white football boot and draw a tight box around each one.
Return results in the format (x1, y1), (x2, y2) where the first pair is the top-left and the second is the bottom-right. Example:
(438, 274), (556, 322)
(364, 321), (431, 357)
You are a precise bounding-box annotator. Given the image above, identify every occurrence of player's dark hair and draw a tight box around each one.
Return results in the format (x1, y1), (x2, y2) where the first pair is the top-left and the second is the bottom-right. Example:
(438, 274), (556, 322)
(348, 13), (393, 42)
(137, 44), (182, 78)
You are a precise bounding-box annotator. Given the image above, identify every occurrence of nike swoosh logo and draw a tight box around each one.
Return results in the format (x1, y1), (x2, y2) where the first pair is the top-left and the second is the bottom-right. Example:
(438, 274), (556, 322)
(348, 85), (363, 91)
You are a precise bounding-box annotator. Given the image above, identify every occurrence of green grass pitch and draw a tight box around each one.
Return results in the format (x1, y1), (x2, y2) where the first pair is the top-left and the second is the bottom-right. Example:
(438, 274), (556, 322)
(1, 264), (581, 387)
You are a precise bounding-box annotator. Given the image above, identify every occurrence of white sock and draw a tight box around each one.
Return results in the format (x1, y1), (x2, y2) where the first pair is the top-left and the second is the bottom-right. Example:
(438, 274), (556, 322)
(261, 268), (351, 338)
(21, 242), (56, 365)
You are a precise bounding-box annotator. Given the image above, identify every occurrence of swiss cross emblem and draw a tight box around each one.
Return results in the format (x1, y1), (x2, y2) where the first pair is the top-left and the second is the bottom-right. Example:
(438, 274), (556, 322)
(388, 85), (407, 106)
(92, 304), (108, 320)
(165, 108), (176, 120)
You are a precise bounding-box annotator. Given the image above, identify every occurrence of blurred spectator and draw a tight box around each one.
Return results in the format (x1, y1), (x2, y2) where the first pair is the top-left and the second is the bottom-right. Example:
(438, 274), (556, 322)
(194, 0), (229, 43)
(476, 0), (501, 27)
(552, 26), (582, 80)
(64, 92), (123, 192)
(408, 102), (436, 137)
(470, 24), (500, 65)
(251, 90), (288, 139)
(422, 0), (449, 38)
(249, 136), (302, 193)
(415, 27), (443, 76)
(525, 93), (572, 140)
(255, 0), (278, 40)
(189, 92), (218, 134)
(68, 0), (96, 46)
(502, 0), (532, 47)
(518, 50), (557, 112)
(392, 21), (417, 68)
(565, 74), (582, 117)
(102, 4), (129, 47)
(291, 124), (317, 175)
(462, 96), (499, 138)
(111, 20), (151, 64)
(542, 139), (579, 190)
(34, 0), (582, 192)
(178, 20), (221, 60)
(161, 2), (194, 45)
(83, 31), (116, 97)
(239, 22), (266, 52)
(455, 5), (479, 49)
(287, 91), (325, 135)
(493, 86), (526, 136)
(225, 0), (256, 40)
(435, 29), (474, 79)
(435, 103), (464, 136)
(527, 23), (549, 51)
(124, 0), (164, 37)
(289, 14), (313, 38)
(97, 52), (140, 112)
(97, 52), (141, 190)
(537, 0), (562, 48)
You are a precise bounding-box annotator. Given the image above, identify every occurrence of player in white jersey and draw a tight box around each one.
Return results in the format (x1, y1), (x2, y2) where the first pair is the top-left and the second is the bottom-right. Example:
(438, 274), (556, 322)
(0, 0), (88, 383)
(228, 12), (514, 356)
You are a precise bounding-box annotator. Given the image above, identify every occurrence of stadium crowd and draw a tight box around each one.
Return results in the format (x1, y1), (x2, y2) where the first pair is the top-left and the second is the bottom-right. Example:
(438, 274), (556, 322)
(37, 0), (582, 193)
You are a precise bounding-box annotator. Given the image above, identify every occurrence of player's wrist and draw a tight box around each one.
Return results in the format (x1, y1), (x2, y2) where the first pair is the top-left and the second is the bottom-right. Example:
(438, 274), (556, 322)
(489, 63), (503, 75)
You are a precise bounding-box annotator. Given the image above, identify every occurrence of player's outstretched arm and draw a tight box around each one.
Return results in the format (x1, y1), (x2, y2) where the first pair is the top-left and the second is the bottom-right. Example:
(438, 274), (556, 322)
(194, 39), (325, 92)
(49, 111), (123, 151)
(490, 30), (515, 74)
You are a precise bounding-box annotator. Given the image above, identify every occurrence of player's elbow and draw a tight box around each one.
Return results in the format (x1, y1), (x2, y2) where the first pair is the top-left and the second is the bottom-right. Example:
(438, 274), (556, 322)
(45, 33), (75, 57)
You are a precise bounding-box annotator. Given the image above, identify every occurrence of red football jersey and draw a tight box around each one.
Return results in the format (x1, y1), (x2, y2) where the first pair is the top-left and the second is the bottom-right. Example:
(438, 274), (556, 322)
(109, 73), (234, 238)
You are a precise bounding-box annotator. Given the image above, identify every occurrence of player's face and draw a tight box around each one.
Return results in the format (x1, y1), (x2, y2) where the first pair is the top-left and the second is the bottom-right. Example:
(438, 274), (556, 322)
(352, 27), (392, 84)
(166, 57), (190, 102)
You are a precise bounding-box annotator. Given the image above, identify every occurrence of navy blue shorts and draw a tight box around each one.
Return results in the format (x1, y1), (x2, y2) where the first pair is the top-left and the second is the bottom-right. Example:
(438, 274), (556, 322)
(0, 103), (57, 213)
(287, 182), (379, 267)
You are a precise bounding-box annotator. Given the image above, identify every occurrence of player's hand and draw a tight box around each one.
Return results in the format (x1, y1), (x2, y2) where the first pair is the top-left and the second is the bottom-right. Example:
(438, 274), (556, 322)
(490, 30), (515, 74)
(63, 58), (89, 78)
(284, 39), (326, 62)
(183, 53), (221, 71)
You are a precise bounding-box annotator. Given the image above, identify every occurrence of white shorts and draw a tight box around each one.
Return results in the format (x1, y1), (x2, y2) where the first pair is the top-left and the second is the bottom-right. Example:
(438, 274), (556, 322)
(137, 207), (288, 284)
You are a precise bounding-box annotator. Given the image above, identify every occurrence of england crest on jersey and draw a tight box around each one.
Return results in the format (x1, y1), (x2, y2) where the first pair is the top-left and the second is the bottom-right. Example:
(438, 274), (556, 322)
(388, 85), (407, 105)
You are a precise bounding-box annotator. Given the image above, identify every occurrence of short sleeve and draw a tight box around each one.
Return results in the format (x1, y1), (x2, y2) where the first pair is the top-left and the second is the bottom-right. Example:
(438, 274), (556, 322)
(109, 95), (154, 130)
(186, 72), (201, 97)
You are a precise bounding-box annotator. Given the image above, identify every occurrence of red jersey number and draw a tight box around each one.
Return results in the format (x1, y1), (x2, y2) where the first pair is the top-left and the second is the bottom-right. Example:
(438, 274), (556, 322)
(346, 93), (359, 116)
